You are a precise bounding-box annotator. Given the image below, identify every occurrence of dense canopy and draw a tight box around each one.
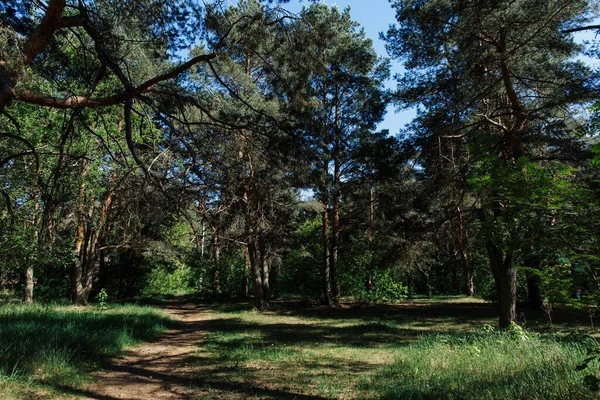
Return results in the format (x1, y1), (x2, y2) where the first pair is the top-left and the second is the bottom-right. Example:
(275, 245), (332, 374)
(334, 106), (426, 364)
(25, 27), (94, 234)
(1, 0), (600, 330)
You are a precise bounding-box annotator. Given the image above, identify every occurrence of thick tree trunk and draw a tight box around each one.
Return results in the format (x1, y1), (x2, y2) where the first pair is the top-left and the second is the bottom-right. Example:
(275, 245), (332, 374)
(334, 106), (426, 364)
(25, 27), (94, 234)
(498, 266), (517, 328)
(248, 237), (266, 310)
(463, 263), (474, 297)
(259, 233), (270, 307)
(487, 243), (516, 328)
(71, 261), (92, 305)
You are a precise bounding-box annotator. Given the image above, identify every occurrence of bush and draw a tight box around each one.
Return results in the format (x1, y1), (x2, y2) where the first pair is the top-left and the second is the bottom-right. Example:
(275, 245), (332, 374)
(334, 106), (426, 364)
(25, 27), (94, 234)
(141, 264), (195, 296)
(345, 269), (408, 304)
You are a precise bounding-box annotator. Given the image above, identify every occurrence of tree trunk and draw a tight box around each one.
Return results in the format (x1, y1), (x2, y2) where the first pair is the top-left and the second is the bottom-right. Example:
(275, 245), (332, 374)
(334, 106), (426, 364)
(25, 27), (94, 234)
(70, 162), (114, 305)
(321, 164), (332, 306)
(243, 244), (250, 297)
(212, 230), (220, 298)
(24, 266), (34, 304)
(463, 263), (474, 297)
(248, 237), (266, 310)
(259, 233), (270, 307)
(487, 243), (516, 328)
(24, 192), (41, 304)
(498, 266), (517, 328)
(330, 154), (341, 305)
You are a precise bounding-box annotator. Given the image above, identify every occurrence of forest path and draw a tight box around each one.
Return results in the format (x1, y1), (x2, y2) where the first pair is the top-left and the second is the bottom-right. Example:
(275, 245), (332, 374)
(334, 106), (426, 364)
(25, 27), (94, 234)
(87, 301), (214, 400)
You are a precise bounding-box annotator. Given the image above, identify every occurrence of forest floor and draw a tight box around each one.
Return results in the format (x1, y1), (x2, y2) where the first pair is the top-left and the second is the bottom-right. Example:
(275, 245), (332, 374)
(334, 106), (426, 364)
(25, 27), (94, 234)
(86, 297), (494, 399)
(82, 297), (596, 399)
(87, 300), (212, 399)
(2, 296), (599, 399)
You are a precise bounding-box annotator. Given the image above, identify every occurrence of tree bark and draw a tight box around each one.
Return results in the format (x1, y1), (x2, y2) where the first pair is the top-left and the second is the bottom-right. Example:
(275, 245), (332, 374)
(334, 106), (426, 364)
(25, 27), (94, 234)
(24, 266), (34, 304)
(330, 151), (341, 305)
(487, 243), (516, 328)
(70, 163), (115, 305)
(212, 228), (220, 298)
(463, 262), (474, 297)
(248, 237), (266, 310)
(322, 161), (332, 306)
(259, 233), (270, 307)
(24, 192), (41, 303)
(243, 244), (250, 297)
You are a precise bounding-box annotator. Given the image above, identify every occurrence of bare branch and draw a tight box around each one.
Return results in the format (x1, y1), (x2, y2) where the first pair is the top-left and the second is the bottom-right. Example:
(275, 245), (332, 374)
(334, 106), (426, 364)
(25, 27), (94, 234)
(562, 25), (600, 34)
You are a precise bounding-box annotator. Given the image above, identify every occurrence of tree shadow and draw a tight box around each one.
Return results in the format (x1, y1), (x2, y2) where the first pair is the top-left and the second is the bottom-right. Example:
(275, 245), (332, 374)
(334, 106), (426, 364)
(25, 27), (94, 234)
(0, 305), (173, 385)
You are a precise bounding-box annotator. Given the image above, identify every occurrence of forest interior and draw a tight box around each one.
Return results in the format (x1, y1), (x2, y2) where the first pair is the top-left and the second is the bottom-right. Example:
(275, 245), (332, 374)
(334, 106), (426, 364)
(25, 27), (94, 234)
(2, 0), (600, 398)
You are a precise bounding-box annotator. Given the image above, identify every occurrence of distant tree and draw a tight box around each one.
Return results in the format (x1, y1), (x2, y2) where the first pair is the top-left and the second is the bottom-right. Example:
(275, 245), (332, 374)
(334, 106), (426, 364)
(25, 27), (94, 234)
(281, 4), (388, 305)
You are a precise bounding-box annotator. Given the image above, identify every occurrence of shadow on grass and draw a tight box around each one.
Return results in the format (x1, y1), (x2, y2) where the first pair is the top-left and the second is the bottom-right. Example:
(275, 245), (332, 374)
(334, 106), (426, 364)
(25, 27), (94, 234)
(203, 297), (597, 332)
(10, 298), (593, 399)
(0, 304), (174, 384)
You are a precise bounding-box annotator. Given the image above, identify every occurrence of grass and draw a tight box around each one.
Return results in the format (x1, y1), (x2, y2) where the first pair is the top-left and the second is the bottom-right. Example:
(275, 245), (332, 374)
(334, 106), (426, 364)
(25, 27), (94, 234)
(370, 330), (596, 399)
(185, 300), (600, 399)
(0, 297), (598, 399)
(0, 302), (173, 398)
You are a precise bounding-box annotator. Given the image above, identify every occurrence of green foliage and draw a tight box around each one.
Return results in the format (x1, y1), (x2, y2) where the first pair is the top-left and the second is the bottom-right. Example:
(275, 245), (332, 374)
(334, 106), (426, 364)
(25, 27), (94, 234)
(34, 277), (70, 303)
(346, 269), (408, 304)
(576, 342), (600, 392)
(142, 265), (195, 297)
(95, 288), (109, 310)
(280, 216), (323, 300)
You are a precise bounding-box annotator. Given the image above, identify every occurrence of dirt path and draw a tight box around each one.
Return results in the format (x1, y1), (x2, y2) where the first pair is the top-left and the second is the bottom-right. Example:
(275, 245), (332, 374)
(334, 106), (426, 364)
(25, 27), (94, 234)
(86, 302), (212, 400)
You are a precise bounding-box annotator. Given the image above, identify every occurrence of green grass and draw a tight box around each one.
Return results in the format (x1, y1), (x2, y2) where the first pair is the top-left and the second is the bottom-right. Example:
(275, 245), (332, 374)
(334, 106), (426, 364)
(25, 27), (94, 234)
(0, 303), (173, 397)
(186, 300), (600, 399)
(1, 298), (598, 399)
(370, 330), (597, 399)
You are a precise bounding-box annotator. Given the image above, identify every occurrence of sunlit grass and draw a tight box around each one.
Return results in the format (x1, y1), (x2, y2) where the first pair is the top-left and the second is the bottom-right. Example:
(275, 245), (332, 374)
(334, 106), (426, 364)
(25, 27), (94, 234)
(369, 331), (597, 399)
(0, 303), (172, 397)
(189, 302), (599, 399)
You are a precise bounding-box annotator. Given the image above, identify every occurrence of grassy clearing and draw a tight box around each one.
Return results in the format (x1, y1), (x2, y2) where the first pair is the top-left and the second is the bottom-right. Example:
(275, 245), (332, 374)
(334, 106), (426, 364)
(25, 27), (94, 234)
(0, 302), (172, 398)
(188, 300), (600, 399)
(370, 331), (596, 399)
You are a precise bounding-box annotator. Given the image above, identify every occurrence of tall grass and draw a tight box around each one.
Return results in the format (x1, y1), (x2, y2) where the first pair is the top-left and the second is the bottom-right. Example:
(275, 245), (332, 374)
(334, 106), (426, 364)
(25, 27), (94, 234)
(368, 329), (597, 399)
(0, 303), (172, 390)
(193, 305), (599, 399)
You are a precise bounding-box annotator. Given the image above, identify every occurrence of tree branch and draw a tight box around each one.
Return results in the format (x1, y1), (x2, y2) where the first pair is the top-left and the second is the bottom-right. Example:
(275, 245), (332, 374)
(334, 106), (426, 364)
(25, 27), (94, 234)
(562, 25), (600, 34)
(24, 0), (67, 65)
(14, 54), (217, 109)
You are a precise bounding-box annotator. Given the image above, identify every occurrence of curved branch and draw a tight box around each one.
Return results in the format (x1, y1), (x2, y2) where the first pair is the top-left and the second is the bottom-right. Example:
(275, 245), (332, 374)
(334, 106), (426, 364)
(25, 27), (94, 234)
(14, 53), (217, 109)
(24, 0), (67, 65)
